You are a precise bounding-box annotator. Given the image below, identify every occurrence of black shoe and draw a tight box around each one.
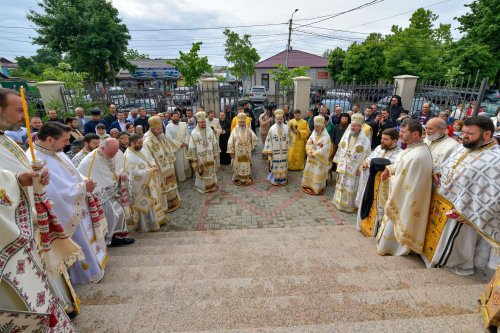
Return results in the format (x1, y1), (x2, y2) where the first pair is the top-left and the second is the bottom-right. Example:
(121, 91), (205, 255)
(66, 310), (78, 319)
(110, 237), (135, 247)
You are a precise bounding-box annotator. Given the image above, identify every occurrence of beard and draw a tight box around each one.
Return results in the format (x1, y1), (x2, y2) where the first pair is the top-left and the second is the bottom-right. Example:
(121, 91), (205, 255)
(173, 119), (179, 124)
(350, 130), (360, 138)
(426, 132), (442, 142)
(381, 142), (390, 149)
(133, 146), (142, 151)
(462, 137), (484, 149)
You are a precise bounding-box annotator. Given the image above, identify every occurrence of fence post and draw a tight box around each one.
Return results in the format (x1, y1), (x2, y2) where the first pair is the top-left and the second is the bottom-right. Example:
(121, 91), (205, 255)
(36, 80), (66, 111)
(200, 78), (221, 116)
(393, 75), (419, 112)
(293, 76), (311, 117)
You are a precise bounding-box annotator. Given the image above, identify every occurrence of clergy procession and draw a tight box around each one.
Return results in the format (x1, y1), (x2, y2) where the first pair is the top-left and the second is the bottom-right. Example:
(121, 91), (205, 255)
(1, 86), (500, 331)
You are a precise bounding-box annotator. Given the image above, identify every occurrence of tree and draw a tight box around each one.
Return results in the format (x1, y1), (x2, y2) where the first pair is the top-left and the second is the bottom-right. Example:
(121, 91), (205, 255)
(455, 0), (500, 85)
(340, 33), (385, 82)
(167, 42), (212, 86)
(383, 8), (451, 80)
(445, 39), (495, 83)
(10, 47), (62, 79)
(223, 29), (260, 87)
(327, 47), (346, 82)
(125, 49), (149, 60)
(268, 64), (309, 87)
(39, 62), (87, 91)
(27, 0), (133, 83)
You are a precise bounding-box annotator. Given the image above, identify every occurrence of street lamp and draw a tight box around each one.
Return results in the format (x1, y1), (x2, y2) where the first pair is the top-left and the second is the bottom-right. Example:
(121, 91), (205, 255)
(285, 8), (299, 69)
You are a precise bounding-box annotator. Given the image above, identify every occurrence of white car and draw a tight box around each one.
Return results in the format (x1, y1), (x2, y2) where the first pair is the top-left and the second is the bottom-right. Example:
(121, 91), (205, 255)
(249, 86), (267, 103)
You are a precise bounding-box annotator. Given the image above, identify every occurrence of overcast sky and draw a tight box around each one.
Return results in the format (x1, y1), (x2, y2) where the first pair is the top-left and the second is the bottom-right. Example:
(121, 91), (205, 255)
(1, 0), (472, 66)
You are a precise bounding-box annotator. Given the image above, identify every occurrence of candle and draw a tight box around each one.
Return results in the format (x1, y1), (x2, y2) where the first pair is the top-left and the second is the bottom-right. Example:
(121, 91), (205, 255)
(19, 87), (36, 161)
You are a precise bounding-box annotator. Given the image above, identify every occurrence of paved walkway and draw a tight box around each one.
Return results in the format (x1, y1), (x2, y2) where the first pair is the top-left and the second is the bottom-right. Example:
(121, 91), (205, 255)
(166, 137), (352, 231)
(73, 134), (487, 332)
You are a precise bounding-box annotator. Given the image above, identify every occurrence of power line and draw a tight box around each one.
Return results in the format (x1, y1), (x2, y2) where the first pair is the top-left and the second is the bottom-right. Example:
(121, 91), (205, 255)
(343, 0), (452, 29)
(294, 0), (384, 29)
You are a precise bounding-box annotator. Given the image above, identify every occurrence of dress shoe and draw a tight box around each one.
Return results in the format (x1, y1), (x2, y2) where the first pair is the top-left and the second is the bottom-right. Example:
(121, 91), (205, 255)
(110, 237), (135, 247)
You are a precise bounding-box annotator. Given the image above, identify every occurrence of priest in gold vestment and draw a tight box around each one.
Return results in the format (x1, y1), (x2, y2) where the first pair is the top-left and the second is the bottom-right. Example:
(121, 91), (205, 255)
(332, 114), (371, 212)
(424, 118), (459, 170)
(377, 118), (433, 256)
(124, 133), (167, 232)
(288, 109), (311, 171)
(227, 112), (257, 185)
(301, 116), (332, 195)
(143, 116), (181, 212)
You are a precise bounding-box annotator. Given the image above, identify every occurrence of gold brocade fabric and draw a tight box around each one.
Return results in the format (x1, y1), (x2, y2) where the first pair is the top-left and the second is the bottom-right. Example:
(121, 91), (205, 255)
(423, 191), (453, 261)
(360, 171), (382, 237)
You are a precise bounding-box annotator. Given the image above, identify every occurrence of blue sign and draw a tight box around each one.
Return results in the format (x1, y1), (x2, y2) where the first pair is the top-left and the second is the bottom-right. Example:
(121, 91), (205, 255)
(132, 67), (179, 79)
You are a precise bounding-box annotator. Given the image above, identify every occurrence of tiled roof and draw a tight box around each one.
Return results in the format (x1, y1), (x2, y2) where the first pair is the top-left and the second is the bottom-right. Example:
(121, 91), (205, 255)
(255, 50), (328, 69)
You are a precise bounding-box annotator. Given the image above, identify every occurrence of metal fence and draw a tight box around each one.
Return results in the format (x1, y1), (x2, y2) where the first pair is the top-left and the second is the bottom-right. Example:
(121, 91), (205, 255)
(309, 80), (397, 113)
(274, 81), (294, 110)
(60, 83), (241, 117)
(414, 77), (495, 119)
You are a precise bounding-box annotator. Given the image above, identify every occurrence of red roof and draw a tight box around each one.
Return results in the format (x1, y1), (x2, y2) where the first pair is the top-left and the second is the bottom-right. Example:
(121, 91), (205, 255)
(255, 49), (328, 69)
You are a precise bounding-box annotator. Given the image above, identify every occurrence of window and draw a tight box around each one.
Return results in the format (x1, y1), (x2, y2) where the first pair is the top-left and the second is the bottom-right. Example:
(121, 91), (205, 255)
(261, 74), (269, 90)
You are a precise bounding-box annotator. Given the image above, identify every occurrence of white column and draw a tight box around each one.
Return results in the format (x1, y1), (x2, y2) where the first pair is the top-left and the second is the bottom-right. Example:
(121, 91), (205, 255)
(293, 76), (312, 117)
(35, 80), (66, 108)
(393, 75), (419, 112)
(199, 78), (220, 116)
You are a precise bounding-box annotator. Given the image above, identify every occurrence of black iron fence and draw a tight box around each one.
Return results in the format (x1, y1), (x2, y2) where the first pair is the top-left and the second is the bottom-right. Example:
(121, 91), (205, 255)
(414, 78), (495, 119)
(60, 83), (241, 116)
(310, 80), (397, 113)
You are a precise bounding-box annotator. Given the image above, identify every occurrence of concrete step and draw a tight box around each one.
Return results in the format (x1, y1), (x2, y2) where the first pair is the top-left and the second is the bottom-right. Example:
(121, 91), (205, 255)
(76, 268), (481, 306)
(175, 314), (485, 333)
(74, 285), (484, 332)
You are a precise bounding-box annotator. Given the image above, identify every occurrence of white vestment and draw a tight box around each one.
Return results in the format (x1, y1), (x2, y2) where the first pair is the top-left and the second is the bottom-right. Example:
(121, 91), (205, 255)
(301, 128), (333, 194)
(227, 125), (257, 182)
(356, 145), (401, 231)
(71, 148), (90, 167)
(332, 128), (371, 212)
(376, 142), (433, 256)
(207, 117), (222, 170)
(262, 123), (292, 185)
(423, 142), (500, 275)
(165, 122), (192, 181)
(124, 148), (166, 232)
(0, 136), (76, 331)
(424, 135), (459, 170)
(29, 144), (107, 284)
(143, 130), (180, 212)
(77, 149), (128, 243)
(187, 126), (220, 193)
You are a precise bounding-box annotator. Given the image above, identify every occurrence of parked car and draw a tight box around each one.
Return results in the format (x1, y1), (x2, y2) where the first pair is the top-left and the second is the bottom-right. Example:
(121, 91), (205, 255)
(219, 82), (237, 98)
(325, 88), (352, 100)
(423, 90), (460, 105)
(118, 99), (158, 114)
(173, 87), (197, 105)
(107, 86), (127, 106)
(310, 87), (326, 104)
(481, 101), (500, 117)
(483, 89), (500, 103)
(321, 98), (351, 113)
(249, 86), (267, 103)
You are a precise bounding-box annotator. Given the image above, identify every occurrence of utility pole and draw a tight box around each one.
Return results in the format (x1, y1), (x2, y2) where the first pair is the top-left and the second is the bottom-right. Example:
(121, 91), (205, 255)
(285, 9), (298, 69)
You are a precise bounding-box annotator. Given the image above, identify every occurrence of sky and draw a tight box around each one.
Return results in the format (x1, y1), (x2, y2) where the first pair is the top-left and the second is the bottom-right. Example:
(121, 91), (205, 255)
(1, 0), (473, 66)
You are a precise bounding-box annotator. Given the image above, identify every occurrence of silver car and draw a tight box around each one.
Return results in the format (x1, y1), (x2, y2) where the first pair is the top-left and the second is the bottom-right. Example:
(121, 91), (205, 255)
(249, 86), (267, 103)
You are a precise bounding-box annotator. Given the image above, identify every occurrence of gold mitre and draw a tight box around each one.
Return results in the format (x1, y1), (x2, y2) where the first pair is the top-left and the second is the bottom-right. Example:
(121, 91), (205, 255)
(274, 109), (284, 119)
(237, 112), (247, 121)
(195, 111), (207, 122)
(351, 113), (364, 125)
(314, 115), (326, 126)
(148, 116), (162, 129)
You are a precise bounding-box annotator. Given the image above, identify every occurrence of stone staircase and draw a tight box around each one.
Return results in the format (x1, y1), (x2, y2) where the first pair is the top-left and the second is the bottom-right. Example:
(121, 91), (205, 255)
(73, 225), (487, 332)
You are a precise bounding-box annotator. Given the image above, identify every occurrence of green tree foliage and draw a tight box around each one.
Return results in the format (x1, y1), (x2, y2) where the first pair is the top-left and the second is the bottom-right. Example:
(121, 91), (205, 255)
(167, 42), (212, 86)
(39, 62), (87, 91)
(340, 33), (385, 82)
(124, 49), (150, 60)
(383, 8), (451, 80)
(223, 29), (260, 80)
(27, 0), (133, 83)
(327, 47), (346, 82)
(268, 64), (309, 87)
(455, 0), (499, 85)
(10, 48), (62, 79)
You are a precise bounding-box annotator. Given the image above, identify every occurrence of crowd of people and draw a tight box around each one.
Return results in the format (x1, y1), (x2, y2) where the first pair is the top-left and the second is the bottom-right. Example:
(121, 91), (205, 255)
(0, 86), (499, 331)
